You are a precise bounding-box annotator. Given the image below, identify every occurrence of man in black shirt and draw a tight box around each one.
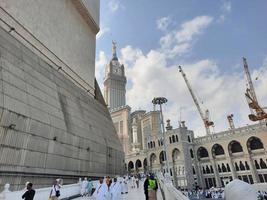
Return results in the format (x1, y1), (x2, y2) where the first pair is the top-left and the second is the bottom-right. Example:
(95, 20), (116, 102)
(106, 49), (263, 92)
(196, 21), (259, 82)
(22, 182), (35, 200)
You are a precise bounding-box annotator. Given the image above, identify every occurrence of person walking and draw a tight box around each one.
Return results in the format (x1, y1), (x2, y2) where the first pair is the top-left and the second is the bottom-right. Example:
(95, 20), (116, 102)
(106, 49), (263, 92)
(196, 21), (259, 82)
(22, 182), (35, 200)
(87, 178), (93, 196)
(111, 177), (121, 200)
(148, 174), (158, 200)
(81, 177), (88, 197)
(49, 179), (61, 200)
(144, 175), (149, 200)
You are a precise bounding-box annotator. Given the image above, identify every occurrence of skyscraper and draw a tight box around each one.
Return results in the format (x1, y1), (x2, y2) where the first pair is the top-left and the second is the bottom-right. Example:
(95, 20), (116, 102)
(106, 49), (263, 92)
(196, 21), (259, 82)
(104, 41), (126, 110)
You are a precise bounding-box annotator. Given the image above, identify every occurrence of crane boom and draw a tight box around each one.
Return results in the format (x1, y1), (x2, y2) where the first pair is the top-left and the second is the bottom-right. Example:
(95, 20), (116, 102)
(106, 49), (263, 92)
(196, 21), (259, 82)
(178, 66), (213, 135)
(243, 57), (267, 121)
(243, 57), (258, 102)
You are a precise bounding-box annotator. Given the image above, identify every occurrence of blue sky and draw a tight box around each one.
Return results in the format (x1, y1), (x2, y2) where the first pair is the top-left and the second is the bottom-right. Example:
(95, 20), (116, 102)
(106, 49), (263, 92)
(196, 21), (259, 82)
(95, 0), (267, 136)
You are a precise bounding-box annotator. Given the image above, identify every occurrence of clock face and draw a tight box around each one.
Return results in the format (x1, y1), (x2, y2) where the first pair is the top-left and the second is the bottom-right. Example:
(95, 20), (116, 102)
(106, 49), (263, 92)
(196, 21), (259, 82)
(113, 67), (121, 75)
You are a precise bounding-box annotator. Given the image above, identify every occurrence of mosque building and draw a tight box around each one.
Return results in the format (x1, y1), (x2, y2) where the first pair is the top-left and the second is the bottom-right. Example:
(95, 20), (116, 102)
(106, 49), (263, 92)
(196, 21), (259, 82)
(103, 42), (267, 190)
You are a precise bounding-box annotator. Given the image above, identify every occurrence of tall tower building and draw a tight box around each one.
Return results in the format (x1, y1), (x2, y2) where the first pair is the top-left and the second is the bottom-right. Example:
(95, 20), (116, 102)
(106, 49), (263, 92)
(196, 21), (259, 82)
(104, 42), (126, 110)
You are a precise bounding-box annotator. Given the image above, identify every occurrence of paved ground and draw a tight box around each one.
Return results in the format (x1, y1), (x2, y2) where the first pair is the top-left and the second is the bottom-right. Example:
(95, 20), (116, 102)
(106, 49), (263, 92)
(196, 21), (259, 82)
(75, 182), (163, 200)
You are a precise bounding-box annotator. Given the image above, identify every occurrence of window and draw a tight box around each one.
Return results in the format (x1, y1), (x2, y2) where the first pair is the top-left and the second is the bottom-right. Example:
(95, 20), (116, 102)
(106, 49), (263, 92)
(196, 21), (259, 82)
(240, 161), (245, 171)
(245, 161), (250, 170)
(172, 135), (175, 143)
(176, 135), (179, 142)
(248, 175), (254, 184)
(255, 160), (260, 169)
(188, 135), (191, 143)
(259, 174), (264, 183)
(222, 163), (227, 172)
(190, 149), (194, 158)
(218, 165), (222, 173)
(210, 165), (214, 173)
(235, 162), (239, 171)
(226, 163), (231, 172)
(260, 158), (267, 169)
(119, 121), (123, 134)
(169, 137), (172, 144)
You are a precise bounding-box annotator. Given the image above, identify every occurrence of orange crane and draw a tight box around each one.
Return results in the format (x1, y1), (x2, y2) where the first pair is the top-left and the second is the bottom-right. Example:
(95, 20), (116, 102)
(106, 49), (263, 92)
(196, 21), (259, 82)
(178, 66), (214, 135)
(243, 57), (267, 121)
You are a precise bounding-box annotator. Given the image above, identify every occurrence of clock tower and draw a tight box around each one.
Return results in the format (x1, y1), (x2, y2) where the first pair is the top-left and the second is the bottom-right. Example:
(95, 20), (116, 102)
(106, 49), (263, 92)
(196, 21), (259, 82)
(104, 42), (127, 110)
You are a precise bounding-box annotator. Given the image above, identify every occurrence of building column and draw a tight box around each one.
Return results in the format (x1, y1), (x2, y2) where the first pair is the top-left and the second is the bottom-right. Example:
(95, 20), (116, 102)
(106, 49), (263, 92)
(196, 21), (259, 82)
(211, 159), (222, 187)
(196, 162), (205, 188)
(227, 157), (237, 179)
(248, 153), (260, 183)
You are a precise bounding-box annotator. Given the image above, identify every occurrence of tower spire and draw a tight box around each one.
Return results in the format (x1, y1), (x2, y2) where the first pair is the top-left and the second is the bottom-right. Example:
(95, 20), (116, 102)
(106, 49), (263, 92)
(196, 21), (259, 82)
(112, 41), (118, 61)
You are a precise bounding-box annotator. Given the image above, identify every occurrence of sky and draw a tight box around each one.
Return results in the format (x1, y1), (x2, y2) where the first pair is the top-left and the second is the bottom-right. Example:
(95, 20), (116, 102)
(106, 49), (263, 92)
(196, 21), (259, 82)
(95, 0), (267, 137)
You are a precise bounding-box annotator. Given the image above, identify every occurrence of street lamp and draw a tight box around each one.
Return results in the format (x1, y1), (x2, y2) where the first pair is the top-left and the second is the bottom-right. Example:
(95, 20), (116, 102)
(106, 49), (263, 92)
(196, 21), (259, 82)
(152, 97), (171, 178)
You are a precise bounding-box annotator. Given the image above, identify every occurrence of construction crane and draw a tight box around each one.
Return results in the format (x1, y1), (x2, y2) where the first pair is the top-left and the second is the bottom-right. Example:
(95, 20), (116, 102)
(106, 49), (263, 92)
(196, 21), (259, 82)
(178, 66), (214, 135)
(227, 114), (235, 130)
(243, 57), (267, 121)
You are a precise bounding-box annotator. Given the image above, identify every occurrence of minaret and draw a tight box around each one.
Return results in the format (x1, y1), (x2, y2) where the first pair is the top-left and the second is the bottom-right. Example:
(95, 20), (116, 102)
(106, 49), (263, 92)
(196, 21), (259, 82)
(103, 42), (127, 110)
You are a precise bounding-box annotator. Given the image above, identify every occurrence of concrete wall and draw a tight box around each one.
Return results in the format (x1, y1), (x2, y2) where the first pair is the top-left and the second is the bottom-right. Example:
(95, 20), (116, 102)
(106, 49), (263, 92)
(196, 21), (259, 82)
(1, 0), (98, 89)
(0, 26), (124, 190)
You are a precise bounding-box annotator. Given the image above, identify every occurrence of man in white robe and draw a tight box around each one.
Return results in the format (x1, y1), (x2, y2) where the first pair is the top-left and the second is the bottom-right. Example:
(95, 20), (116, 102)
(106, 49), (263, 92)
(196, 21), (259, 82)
(81, 177), (88, 197)
(111, 178), (121, 200)
(122, 177), (128, 194)
(93, 178), (109, 200)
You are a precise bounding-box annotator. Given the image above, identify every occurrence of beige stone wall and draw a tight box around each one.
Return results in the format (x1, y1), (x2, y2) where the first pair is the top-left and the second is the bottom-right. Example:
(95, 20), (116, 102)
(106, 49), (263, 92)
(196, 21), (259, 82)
(0, 26), (124, 190)
(1, 0), (98, 89)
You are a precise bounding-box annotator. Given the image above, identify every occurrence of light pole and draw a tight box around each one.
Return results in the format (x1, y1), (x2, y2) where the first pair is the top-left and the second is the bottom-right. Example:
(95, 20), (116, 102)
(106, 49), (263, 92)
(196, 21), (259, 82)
(152, 97), (171, 177)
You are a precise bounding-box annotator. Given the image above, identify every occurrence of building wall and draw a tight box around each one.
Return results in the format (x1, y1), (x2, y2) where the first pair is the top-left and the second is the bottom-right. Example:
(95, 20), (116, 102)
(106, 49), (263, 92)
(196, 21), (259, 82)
(110, 106), (131, 154)
(126, 123), (267, 189)
(0, 26), (124, 190)
(1, 0), (98, 89)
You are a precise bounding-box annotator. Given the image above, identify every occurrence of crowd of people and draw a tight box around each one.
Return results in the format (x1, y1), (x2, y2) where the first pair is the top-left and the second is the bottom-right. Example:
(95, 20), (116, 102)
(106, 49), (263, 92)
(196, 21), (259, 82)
(180, 188), (225, 199)
(21, 174), (160, 200)
(258, 191), (267, 200)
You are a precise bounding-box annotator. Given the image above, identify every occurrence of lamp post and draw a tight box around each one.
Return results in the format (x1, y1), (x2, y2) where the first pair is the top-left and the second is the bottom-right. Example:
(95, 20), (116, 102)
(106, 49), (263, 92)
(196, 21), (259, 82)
(152, 97), (171, 177)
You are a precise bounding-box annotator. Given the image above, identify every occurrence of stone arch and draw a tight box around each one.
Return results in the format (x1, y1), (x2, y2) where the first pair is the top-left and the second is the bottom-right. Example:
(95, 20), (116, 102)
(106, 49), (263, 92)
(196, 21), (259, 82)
(197, 147), (209, 159)
(150, 153), (157, 165)
(135, 159), (142, 170)
(228, 140), (243, 154)
(159, 151), (167, 164)
(128, 161), (134, 171)
(212, 144), (225, 157)
(172, 148), (180, 161)
(247, 136), (264, 151)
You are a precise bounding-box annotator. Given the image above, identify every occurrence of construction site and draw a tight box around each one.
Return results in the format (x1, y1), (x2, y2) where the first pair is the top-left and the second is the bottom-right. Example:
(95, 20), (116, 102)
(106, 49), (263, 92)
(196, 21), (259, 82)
(125, 57), (267, 190)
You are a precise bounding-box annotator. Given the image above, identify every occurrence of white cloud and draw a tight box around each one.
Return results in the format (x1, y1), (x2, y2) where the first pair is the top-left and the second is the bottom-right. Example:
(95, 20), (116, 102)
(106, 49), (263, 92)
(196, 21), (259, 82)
(97, 14), (266, 137)
(108, 0), (123, 13)
(96, 27), (110, 40)
(218, 1), (232, 22)
(157, 16), (172, 32)
(176, 16), (213, 43)
(159, 16), (213, 58)
(117, 45), (267, 137)
(95, 51), (108, 90)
